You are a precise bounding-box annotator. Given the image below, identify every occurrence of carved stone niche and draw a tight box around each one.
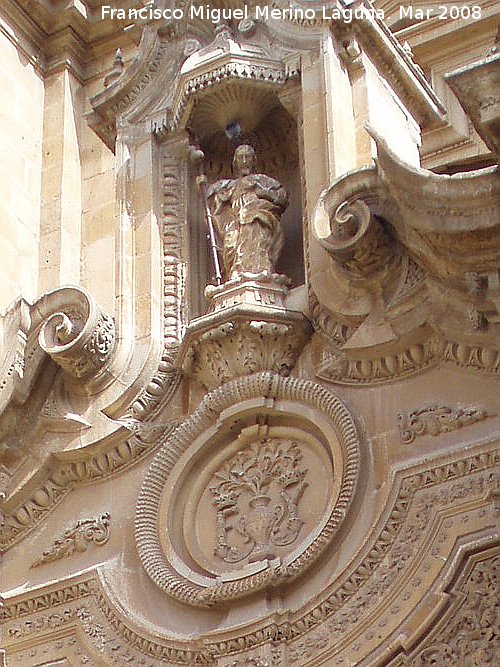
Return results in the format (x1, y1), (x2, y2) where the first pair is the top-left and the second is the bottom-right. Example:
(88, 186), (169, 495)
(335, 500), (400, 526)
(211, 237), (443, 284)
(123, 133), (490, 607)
(136, 373), (359, 606)
(172, 22), (303, 317)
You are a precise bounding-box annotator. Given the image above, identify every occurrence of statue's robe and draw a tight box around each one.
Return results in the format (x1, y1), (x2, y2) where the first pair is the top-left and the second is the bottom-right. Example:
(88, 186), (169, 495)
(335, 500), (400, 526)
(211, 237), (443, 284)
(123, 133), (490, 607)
(207, 173), (288, 280)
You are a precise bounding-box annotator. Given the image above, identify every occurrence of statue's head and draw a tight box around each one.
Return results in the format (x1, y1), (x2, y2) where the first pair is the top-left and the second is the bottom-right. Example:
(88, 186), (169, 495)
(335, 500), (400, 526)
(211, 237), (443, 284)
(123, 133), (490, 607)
(233, 144), (256, 177)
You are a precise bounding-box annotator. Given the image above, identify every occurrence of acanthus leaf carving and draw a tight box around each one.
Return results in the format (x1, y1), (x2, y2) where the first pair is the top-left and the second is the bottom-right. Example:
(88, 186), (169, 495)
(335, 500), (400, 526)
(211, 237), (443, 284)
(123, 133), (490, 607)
(31, 513), (111, 568)
(398, 404), (490, 444)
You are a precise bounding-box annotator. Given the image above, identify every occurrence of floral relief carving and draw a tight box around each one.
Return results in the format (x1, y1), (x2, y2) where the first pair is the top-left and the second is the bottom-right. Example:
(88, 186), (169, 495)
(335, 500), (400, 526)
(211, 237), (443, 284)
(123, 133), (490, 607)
(0, 423), (176, 554)
(398, 404), (489, 444)
(211, 439), (307, 564)
(84, 312), (116, 367)
(6, 607), (86, 639)
(31, 514), (111, 568)
(408, 555), (499, 666)
(1, 451), (497, 666)
(285, 452), (498, 664)
(136, 372), (359, 606)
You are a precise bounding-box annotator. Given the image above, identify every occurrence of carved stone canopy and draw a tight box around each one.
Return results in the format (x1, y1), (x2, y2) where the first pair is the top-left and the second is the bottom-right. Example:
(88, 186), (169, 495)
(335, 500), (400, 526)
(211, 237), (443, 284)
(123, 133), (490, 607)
(171, 23), (291, 137)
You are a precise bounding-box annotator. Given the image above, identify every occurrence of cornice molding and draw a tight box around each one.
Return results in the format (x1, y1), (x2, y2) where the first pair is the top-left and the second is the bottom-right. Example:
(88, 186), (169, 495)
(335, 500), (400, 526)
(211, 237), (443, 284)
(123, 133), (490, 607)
(2, 442), (498, 665)
(310, 126), (500, 379)
(1, 0), (143, 80)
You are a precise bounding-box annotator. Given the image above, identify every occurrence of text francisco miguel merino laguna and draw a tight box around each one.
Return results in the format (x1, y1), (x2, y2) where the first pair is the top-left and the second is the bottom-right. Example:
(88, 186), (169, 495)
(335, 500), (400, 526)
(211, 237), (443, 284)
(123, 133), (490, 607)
(101, 3), (385, 23)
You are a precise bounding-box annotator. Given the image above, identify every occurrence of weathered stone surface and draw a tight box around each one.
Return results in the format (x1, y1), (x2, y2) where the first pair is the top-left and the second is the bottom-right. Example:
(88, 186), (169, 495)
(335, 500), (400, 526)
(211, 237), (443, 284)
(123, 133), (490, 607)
(0, 2), (499, 666)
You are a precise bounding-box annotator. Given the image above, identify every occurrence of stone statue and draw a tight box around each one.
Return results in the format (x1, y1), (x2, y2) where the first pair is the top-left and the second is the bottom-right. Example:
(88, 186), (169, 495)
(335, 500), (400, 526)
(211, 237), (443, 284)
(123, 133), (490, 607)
(207, 144), (288, 281)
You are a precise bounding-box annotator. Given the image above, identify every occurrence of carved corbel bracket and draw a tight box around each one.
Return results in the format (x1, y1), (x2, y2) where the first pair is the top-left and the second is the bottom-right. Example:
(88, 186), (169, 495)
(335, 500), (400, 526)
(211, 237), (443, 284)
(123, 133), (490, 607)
(314, 171), (400, 286)
(177, 281), (312, 390)
(311, 126), (500, 381)
(38, 289), (116, 387)
(0, 286), (118, 427)
(314, 126), (500, 280)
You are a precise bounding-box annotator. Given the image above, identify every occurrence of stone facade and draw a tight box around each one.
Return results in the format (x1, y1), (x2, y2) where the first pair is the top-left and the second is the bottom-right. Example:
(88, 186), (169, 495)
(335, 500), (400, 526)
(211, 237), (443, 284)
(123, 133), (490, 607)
(0, 2), (499, 666)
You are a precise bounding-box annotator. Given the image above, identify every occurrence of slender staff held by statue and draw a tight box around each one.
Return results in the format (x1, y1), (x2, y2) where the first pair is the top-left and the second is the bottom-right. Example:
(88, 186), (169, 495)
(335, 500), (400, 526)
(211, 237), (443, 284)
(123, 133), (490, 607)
(189, 144), (223, 286)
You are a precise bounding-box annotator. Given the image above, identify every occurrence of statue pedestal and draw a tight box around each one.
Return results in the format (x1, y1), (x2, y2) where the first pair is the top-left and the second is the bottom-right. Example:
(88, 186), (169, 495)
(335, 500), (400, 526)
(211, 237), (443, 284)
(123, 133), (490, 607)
(205, 273), (290, 311)
(177, 277), (311, 390)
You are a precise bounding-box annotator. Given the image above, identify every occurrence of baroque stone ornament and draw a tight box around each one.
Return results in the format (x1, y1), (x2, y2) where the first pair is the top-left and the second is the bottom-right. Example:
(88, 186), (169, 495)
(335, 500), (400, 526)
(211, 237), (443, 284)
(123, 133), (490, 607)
(0, 422), (177, 553)
(311, 126), (500, 385)
(398, 404), (489, 444)
(38, 292), (116, 383)
(2, 448), (496, 666)
(396, 552), (499, 666)
(178, 304), (311, 390)
(207, 143), (289, 281)
(31, 513), (110, 568)
(210, 438), (307, 564)
(136, 372), (359, 606)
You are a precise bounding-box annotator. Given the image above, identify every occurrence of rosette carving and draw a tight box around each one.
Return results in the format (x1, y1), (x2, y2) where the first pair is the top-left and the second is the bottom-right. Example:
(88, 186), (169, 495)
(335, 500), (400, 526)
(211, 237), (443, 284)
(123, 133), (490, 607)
(38, 290), (116, 382)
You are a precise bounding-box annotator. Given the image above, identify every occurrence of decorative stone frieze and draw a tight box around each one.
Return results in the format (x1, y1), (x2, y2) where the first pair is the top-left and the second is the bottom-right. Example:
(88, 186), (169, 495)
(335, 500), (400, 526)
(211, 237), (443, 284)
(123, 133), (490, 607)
(0, 422), (177, 553)
(388, 551), (499, 665)
(398, 405), (489, 444)
(31, 513), (111, 568)
(2, 5), (499, 667)
(136, 372), (359, 606)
